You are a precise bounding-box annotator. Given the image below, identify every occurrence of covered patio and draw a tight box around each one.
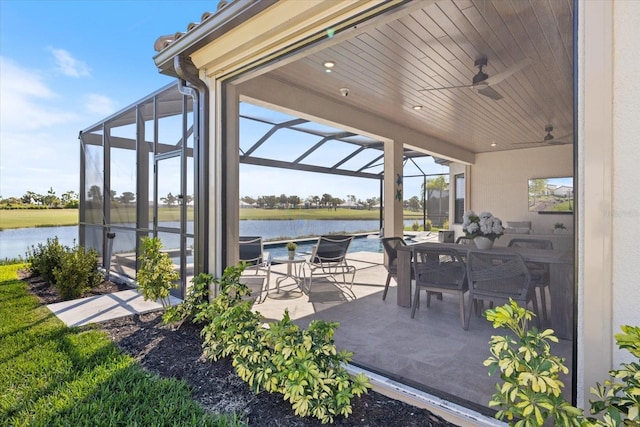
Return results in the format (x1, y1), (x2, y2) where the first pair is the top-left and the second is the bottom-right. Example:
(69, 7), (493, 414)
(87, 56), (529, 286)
(76, 0), (609, 423)
(246, 239), (573, 417)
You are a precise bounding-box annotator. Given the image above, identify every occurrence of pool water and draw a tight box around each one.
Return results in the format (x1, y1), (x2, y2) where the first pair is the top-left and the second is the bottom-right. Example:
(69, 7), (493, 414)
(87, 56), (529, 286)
(265, 235), (382, 259)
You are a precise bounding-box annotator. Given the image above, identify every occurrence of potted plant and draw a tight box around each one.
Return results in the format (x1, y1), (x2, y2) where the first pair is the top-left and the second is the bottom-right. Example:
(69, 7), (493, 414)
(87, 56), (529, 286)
(286, 241), (297, 259)
(462, 210), (504, 249)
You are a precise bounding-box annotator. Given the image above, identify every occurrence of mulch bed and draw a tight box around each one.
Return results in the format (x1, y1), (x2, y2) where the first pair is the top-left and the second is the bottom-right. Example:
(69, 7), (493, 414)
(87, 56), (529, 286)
(24, 271), (460, 427)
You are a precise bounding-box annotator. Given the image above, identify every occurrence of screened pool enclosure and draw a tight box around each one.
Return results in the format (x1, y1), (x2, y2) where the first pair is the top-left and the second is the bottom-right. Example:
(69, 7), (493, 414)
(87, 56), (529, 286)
(79, 82), (444, 296)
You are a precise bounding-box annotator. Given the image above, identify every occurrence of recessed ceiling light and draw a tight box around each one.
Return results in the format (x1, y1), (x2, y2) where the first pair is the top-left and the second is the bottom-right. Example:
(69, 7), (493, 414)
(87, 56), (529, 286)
(323, 61), (335, 68)
(413, 105), (422, 110)
(490, 142), (497, 147)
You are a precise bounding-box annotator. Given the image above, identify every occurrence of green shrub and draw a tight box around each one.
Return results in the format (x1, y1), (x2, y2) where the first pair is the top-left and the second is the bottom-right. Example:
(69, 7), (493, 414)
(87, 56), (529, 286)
(588, 325), (640, 425)
(412, 221), (420, 231)
(163, 272), (214, 328)
(197, 264), (371, 424)
(136, 236), (179, 308)
(442, 218), (449, 230)
(485, 300), (640, 427)
(53, 245), (104, 300)
(25, 236), (69, 284)
(425, 219), (433, 231)
(199, 264), (258, 361)
(255, 313), (371, 423)
(484, 300), (582, 426)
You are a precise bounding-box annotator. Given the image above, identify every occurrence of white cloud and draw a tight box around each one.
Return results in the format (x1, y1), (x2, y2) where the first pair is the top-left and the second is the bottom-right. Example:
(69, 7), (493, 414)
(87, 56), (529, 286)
(0, 57), (84, 197)
(0, 130), (79, 197)
(0, 56), (78, 130)
(50, 48), (90, 77)
(84, 93), (117, 115)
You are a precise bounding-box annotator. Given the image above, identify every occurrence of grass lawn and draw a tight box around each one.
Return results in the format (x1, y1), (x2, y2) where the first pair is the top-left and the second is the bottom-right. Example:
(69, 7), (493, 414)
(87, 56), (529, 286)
(0, 209), (79, 230)
(0, 264), (245, 427)
(1, 207), (426, 230)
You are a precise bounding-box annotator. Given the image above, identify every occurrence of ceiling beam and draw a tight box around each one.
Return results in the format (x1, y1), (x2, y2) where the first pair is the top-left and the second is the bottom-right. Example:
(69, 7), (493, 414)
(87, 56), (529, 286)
(238, 75), (474, 164)
(240, 155), (381, 179)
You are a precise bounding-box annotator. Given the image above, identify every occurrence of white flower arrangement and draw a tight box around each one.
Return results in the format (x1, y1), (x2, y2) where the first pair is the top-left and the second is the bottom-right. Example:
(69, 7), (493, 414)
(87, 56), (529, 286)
(462, 210), (504, 241)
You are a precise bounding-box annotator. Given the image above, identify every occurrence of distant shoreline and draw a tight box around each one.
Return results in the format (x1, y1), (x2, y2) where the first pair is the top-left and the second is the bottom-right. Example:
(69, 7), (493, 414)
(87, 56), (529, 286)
(0, 208), (424, 230)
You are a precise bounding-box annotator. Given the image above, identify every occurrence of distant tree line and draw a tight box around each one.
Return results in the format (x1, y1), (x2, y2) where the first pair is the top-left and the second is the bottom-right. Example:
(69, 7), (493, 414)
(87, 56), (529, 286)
(85, 186), (194, 208)
(2, 176), (448, 212)
(240, 193), (381, 210)
(240, 176), (449, 213)
(0, 188), (79, 209)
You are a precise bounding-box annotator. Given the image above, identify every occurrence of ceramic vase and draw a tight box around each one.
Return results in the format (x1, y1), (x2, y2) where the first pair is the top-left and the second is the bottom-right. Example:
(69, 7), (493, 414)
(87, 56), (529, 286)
(474, 236), (494, 250)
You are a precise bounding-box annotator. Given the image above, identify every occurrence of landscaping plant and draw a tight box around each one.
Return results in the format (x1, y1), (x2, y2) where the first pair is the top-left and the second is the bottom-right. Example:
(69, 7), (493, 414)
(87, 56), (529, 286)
(194, 264), (372, 424)
(25, 236), (69, 285)
(485, 300), (640, 427)
(587, 325), (640, 426)
(163, 272), (214, 328)
(52, 244), (103, 299)
(26, 237), (104, 300)
(483, 299), (582, 426)
(136, 236), (179, 307)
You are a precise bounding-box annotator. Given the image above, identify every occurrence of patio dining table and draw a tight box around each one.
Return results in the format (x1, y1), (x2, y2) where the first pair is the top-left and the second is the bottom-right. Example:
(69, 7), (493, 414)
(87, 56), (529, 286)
(396, 242), (574, 340)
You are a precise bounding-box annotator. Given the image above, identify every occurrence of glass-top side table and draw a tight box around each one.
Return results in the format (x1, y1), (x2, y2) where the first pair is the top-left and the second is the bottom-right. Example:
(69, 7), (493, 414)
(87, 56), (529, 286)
(270, 255), (307, 297)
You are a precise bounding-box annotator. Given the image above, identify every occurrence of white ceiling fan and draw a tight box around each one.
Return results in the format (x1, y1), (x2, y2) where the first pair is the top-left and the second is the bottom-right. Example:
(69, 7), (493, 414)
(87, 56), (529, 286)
(420, 56), (532, 100)
(515, 125), (573, 145)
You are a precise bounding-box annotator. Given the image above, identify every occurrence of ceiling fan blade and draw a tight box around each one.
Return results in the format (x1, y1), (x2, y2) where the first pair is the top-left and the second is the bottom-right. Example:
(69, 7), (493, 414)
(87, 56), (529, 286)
(477, 85), (503, 100)
(483, 57), (532, 86)
(547, 133), (573, 145)
(419, 84), (474, 92)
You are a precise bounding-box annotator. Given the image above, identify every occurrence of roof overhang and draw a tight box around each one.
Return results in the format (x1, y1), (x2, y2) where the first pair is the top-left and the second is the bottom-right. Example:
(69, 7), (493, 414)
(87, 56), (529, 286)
(153, 0), (278, 77)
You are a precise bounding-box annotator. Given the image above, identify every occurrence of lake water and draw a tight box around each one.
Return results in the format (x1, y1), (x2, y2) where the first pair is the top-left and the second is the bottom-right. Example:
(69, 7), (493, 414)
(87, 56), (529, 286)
(0, 219), (419, 260)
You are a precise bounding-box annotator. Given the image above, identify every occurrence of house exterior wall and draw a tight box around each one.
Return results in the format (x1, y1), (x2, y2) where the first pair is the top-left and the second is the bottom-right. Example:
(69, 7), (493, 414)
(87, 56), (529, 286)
(579, 0), (640, 406)
(611, 1), (640, 365)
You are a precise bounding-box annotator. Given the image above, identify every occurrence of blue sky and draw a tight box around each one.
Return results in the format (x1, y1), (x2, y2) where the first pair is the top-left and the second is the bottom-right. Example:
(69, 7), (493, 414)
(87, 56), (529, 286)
(0, 0), (447, 203)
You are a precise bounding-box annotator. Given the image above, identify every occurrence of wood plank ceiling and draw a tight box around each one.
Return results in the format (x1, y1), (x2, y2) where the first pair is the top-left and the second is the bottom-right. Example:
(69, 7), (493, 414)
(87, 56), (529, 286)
(266, 0), (574, 154)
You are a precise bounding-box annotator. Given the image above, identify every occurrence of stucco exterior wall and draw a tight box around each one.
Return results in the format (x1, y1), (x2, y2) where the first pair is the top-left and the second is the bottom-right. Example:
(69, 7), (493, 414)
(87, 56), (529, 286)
(612, 0), (640, 365)
(467, 145), (573, 233)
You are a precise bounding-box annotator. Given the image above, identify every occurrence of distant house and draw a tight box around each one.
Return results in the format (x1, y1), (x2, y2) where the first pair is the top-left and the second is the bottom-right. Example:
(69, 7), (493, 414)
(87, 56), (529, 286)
(553, 186), (573, 197)
(339, 200), (362, 209)
(239, 200), (255, 208)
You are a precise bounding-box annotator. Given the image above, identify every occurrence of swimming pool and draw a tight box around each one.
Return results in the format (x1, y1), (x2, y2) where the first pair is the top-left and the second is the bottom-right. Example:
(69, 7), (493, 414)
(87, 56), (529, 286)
(265, 235), (382, 259)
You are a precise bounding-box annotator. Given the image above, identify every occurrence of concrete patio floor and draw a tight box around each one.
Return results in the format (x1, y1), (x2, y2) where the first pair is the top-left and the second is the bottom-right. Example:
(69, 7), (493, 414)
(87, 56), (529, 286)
(47, 289), (182, 327)
(255, 250), (573, 419)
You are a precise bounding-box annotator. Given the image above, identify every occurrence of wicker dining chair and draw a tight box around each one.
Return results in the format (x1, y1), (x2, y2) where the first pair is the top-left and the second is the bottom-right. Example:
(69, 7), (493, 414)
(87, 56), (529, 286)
(507, 238), (553, 320)
(465, 250), (539, 329)
(411, 247), (468, 329)
(380, 237), (407, 301)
